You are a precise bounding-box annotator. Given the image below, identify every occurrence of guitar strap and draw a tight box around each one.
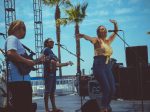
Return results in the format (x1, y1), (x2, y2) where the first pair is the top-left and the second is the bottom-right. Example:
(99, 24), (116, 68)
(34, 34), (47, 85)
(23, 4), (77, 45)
(21, 44), (36, 80)
(22, 44), (36, 56)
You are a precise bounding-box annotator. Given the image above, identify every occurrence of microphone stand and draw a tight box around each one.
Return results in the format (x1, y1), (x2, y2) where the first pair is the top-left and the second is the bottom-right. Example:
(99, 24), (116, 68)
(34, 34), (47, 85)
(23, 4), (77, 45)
(58, 45), (84, 62)
(57, 44), (84, 112)
(114, 32), (144, 112)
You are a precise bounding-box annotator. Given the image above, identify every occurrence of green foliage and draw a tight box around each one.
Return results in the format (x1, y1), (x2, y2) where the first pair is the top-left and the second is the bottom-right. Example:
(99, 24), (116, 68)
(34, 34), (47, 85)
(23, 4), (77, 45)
(64, 2), (88, 24)
(42, 0), (72, 7)
(56, 2), (88, 27)
(56, 18), (68, 26)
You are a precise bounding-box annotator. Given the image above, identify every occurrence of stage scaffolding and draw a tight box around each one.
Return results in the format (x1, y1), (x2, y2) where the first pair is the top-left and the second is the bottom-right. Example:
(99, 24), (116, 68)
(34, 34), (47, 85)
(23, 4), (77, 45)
(4, 0), (16, 37)
(33, 0), (43, 77)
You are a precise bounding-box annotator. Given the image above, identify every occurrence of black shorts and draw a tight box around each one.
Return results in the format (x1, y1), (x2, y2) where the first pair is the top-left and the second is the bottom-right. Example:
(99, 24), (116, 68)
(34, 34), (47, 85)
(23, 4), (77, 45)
(44, 73), (56, 94)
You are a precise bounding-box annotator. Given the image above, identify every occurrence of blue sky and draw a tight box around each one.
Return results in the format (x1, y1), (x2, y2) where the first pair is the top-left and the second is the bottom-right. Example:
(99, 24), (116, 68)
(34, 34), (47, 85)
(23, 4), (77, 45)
(0, 0), (150, 76)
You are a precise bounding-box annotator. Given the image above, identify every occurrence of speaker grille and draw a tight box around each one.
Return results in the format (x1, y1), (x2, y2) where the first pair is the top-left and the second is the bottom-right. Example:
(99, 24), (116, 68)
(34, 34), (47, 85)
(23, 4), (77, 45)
(126, 46), (148, 67)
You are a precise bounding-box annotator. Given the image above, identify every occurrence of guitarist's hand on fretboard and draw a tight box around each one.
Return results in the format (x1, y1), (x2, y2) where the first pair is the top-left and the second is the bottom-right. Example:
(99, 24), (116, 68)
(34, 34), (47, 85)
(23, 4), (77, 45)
(15, 54), (45, 75)
(26, 60), (35, 67)
(34, 55), (46, 64)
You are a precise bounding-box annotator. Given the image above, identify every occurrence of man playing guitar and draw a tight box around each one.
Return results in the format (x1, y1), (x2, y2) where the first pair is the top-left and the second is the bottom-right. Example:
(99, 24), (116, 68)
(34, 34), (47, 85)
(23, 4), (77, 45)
(5, 20), (42, 112)
(42, 38), (73, 112)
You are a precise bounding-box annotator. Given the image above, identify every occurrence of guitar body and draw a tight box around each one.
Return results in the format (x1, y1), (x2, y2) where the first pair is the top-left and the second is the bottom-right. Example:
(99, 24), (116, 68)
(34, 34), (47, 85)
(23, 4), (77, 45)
(14, 53), (36, 75)
(44, 59), (57, 75)
(16, 62), (35, 75)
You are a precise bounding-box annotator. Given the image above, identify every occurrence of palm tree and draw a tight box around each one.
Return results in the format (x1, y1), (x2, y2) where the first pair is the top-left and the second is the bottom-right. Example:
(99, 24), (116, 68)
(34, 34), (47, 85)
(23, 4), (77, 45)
(57, 2), (88, 74)
(42, 0), (71, 77)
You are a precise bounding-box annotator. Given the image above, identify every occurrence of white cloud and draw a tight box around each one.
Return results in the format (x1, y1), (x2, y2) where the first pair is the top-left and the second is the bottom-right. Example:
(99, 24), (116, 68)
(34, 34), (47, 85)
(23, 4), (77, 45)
(0, 22), (5, 27)
(0, 22), (5, 33)
(142, 9), (150, 14)
(0, 5), (4, 14)
(81, 18), (108, 26)
(116, 15), (139, 23)
(114, 8), (134, 15)
(87, 10), (109, 17)
(42, 9), (54, 18)
(94, 0), (122, 8)
(43, 19), (55, 28)
(129, 0), (140, 4)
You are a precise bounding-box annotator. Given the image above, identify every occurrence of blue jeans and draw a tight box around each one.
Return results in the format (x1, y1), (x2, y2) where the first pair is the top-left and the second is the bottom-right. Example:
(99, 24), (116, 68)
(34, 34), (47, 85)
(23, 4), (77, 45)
(93, 56), (116, 109)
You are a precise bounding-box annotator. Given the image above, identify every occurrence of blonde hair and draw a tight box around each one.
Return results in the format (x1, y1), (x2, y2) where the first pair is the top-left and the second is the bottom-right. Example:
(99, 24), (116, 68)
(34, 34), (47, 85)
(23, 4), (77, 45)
(8, 20), (26, 37)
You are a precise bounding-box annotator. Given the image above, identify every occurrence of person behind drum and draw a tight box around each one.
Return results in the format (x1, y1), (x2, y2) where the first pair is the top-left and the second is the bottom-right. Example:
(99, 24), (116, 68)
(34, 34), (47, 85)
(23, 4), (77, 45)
(42, 38), (73, 112)
(5, 20), (36, 112)
(77, 19), (118, 112)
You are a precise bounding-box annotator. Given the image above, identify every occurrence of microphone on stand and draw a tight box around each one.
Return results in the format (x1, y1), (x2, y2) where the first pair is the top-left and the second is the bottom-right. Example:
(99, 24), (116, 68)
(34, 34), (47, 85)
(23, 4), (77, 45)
(108, 30), (123, 32)
(55, 43), (64, 46)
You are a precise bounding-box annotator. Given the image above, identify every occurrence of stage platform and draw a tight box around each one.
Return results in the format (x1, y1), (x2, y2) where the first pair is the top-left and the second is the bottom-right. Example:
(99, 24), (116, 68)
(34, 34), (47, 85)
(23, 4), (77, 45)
(33, 94), (150, 112)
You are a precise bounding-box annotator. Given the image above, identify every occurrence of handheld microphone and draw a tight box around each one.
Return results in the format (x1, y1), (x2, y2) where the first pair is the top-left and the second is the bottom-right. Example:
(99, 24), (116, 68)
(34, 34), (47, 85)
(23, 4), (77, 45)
(108, 30), (123, 32)
(55, 43), (64, 46)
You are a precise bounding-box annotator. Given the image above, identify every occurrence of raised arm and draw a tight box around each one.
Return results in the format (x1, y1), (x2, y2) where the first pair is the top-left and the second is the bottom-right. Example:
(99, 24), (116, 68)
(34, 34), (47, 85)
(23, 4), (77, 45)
(76, 33), (96, 44)
(108, 20), (118, 44)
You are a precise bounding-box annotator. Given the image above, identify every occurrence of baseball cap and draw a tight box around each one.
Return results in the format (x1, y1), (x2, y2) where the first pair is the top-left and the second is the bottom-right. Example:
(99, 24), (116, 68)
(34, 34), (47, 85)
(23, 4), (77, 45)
(47, 38), (54, 42)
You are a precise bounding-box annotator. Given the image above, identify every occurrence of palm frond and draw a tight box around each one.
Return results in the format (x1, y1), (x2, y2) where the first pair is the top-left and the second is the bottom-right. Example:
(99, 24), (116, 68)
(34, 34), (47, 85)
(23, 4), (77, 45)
(75, 2), (88, 23)
(42, 0), (60, 6)
(61, 0), (73, 7)
(60, 2), (88, 24)
(42, 0), (51, 5)
(81, 2), (88, 18)
(56, 18), (69, 26)
(147, 32), (150, 34)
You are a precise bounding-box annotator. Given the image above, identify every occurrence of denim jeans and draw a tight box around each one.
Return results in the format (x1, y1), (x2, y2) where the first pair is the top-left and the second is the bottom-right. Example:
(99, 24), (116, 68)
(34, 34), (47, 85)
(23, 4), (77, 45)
(93, 56), (116, 109)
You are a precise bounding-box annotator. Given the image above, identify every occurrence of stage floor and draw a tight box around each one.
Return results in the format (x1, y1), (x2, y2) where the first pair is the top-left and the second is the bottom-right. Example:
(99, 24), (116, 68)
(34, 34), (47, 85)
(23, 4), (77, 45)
(33, 94), (150, 112)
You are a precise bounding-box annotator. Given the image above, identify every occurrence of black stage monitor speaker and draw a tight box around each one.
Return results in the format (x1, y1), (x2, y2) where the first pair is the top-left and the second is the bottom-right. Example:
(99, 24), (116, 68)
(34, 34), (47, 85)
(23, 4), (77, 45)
(118, 66), (150, 100)
(126, 46), (148, 67)
(81, 99), (99, 112)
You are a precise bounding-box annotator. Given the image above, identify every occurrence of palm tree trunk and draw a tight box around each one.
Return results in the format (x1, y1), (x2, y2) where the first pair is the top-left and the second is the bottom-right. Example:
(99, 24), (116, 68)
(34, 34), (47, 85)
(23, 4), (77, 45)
(55, 4), (62, 77)
(75, 23), (81, 74)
